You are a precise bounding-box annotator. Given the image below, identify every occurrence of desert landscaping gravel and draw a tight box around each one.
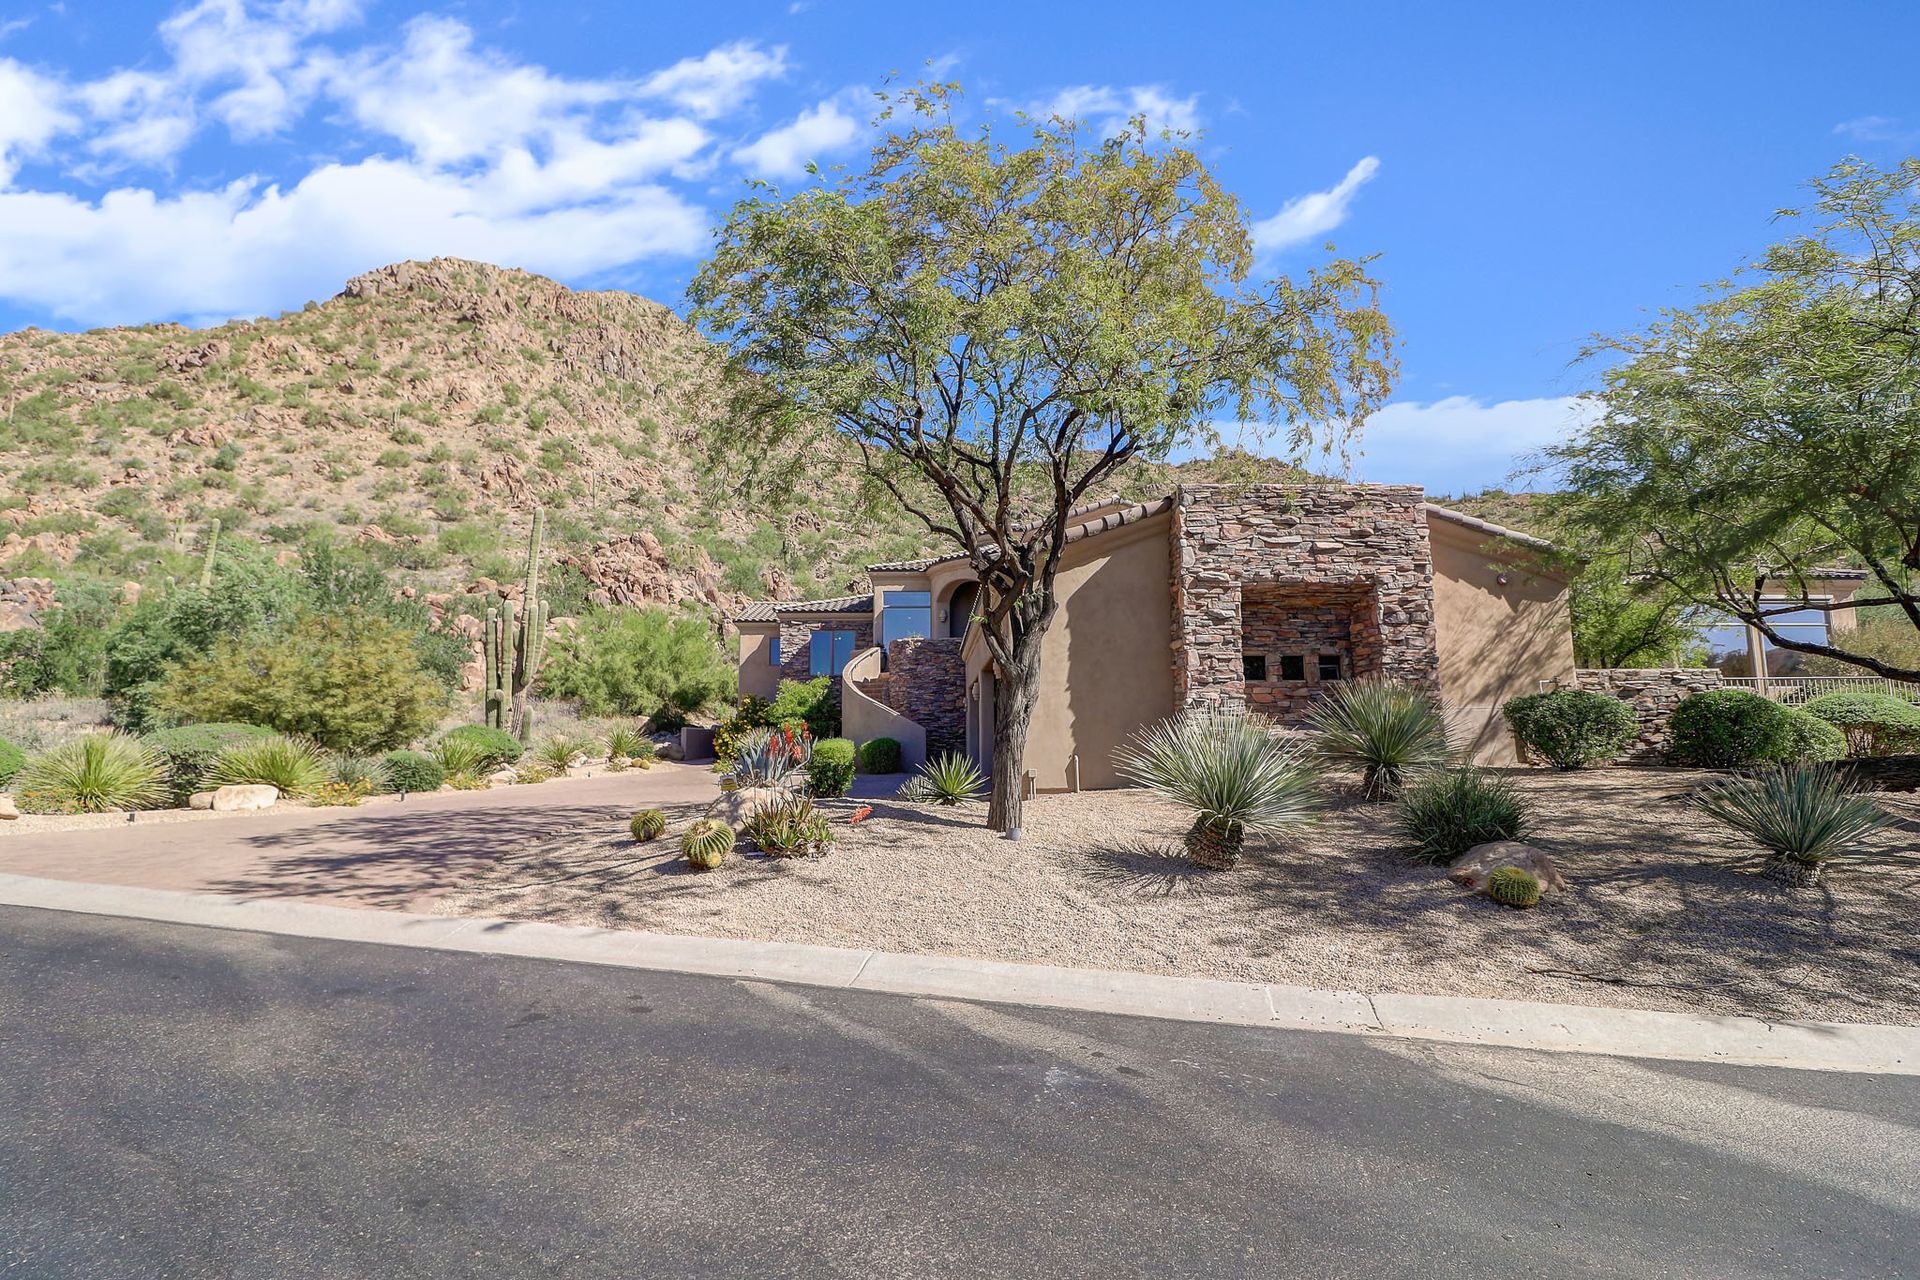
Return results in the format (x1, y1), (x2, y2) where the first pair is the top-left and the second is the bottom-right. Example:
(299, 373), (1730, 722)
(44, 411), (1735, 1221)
(433, 768), (1920, 1025)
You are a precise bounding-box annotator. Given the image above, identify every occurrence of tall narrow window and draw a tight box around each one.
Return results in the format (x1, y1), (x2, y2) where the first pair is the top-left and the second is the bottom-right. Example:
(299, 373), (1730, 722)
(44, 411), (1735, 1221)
(769, 637), (780, 666)
(809, 630), (855, 676)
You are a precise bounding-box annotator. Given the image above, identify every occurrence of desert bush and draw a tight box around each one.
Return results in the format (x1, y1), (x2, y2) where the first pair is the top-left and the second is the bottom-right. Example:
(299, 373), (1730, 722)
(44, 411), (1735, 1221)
(1501, 689), (1637, 769)
(713, 693), (773, 765)
(15, 734), (168, 814)
(767, 676), (839, 740)
(206, 734), (329, 797)
(0, 579), (119, 698)
(742, 794), (834, 857)
(1306, 680), (1453, 798)
(438, 724), (524, 769)
(142, 721), (278, 804)
(630, 808), (667, 842)
(1773, 709), (1849, 763)
(1397, 767), (1530, 864)
(1486, 865), (1542, 908)
(154, 609), (444, 752)
(381, 749), (444, 792)
(540, 607), (733, 721)
(1115, 709), (1318, 868)
(1799, 689), (1920, 757)
(0, 736), (24, 787)
(1666, 689), (1792, 768)
(805, 738), (855, 797)
(681, 818), (734, 870)
(857, 736), (902, 774)
(1690, 764), (1893, 885)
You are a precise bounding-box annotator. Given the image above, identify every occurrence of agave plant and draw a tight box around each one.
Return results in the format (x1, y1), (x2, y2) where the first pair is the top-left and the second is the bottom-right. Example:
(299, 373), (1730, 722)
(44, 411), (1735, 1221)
(1305, 679), (1454, 799)
(917, 752), (987, 806)
(207, 734), (330, 798)
(1691, 764), (1893, 885)
(429, 734), (492, 777)
(743, 794), (834, 857)
(604, 724), (650, 761)
(533, 734), (586, 773)
(730, 725), (812, 788)
(1114, 709), (1318, 868)
(15, 734), (168, 814)
(329, 753), (394, 795)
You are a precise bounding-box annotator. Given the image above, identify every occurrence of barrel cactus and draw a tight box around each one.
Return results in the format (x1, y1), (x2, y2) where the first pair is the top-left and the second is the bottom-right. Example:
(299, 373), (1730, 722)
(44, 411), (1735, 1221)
(1486, 865), (1542, 909)
(681, 818), (733, 871)
(629, 808), (667, 843)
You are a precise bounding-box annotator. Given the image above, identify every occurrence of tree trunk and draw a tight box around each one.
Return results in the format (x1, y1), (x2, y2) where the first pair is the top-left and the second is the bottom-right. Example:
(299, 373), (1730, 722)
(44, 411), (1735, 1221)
(986, 649), (1041, 837)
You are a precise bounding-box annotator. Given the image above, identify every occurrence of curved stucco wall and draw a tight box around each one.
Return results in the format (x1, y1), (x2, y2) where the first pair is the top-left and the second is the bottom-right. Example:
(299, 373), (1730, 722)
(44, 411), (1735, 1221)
(841, 646), (927, 772)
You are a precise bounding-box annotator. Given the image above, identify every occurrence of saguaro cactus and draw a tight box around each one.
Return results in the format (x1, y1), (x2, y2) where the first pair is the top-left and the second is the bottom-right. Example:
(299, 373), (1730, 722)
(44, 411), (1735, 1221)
(197, 517), (222, 588)
(483, 509), (549, 741)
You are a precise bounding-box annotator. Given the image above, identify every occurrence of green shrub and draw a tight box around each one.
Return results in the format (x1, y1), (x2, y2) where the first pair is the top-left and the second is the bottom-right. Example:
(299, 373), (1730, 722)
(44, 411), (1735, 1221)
(381, 749), (444, 792)
(713, 694), (773, 764)
(767, 676), (839, 740)
(1666, 689), (1792, 768)
(806, 738), (856, 797)
(681, 818), (734, 870)
(1115, 709), (1319, 867)
(1773, 709), (1848, 763)
(439, 724), (524, 769)
(0, 736), (24, 787)
(1305, 680), (1453, 798)
(858, 737), (902, 774)
(1690, 763), (1893, 884)
(206, 734), (330, 797)
(143, 721), (278, 804)
(1486, 865), (1542, 908)
(539, 607), (733, 721)
(1502, 689), (1636, 769)
(153, 609), (445, 751)
(630, 808), (667, 842)
(1800, 689), (1920, 757)
(15, 734), (168, 813)
(1397, 767), (1530, 863)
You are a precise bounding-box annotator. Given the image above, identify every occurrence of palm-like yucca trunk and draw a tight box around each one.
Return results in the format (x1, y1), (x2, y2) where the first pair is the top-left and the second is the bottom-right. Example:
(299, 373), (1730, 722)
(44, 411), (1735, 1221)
(1184, 815), (1245, 869)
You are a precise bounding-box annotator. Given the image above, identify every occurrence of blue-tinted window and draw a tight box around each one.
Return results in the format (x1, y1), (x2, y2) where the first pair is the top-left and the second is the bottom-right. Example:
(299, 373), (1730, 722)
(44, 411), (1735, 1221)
(881, 590), (931, 651)
(769, 637), (780, 665)
(1760, 603), (1829, 675)
(809, 630), (855, 676)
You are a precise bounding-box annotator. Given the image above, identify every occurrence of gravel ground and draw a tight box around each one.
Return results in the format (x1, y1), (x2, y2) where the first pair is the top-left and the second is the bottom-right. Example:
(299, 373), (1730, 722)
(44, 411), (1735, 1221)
(432, 769), (1920, 1025)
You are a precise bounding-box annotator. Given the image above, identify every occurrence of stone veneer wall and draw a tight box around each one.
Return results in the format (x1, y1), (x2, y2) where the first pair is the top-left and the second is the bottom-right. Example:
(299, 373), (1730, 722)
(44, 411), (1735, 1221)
(1240, 583), (1372, 720)
(1571, 668), (1726, 763)
(884, 636), (966, 757)
(774, 618), (873, 725)
(1171, 485), (1440, 721)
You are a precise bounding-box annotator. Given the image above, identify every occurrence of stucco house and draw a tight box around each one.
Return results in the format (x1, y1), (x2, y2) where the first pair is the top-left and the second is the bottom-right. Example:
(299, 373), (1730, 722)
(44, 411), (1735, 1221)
(734, 484), (1576, 786)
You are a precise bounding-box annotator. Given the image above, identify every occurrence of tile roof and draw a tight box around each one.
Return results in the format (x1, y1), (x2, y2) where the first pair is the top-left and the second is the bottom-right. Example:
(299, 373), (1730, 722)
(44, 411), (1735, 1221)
(732, 593), (874, 624)
(1420, 502), (1557, 552)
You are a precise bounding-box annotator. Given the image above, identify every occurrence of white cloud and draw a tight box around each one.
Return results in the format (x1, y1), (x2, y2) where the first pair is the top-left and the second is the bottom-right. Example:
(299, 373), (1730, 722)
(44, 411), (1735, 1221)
(1346, 394), (1600, 495)
(732, 95), (861, 179)
(639, 40), (786, 119)
(1252, 155), (1379, 252)
(158, 0), (361, 140)
(1832, 115), (1915, 143)
(1025, 83), (1201, 138)
(0, 58), (76, 185)
(79, 71), (196, 167)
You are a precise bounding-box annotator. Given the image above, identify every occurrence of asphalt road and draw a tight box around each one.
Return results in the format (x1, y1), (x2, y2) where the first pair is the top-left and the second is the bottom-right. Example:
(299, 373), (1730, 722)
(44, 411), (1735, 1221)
(1, 907), (1915, 1279)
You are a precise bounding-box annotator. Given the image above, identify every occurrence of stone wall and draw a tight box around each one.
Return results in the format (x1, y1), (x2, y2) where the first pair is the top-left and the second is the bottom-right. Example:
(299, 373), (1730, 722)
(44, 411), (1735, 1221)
(774, 618), (873, 686)
(885, 636), (966, 757)
(1171, 485), (1440, 723)
(1571, 668), (1726, 763)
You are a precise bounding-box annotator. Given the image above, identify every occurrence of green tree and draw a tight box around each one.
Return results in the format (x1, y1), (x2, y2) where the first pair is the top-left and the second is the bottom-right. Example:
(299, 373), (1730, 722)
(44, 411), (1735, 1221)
(540, 607), (734, 722)
(153, 609), (445, 751)
(1566, 552), (1703, 669)
(0, 579), (121, 697)
(1547, 158), (1920, 681)
(688, 85), (1395, 833)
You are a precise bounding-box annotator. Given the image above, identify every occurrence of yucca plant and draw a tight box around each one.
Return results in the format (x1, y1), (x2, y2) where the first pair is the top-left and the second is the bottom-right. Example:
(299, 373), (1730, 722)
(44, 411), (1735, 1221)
(207, 735), (330, 798)
(329, 753), (394, 795)
(1113, 709), (1319, 868)
(15, 734), (168, 814)
(533, 735), (585, 773)
(1691, 764), (1893, 885)
(1396, 766), (1529, 864)
(604, 725), (649, 761)
(918, 752), (987, 807)
(1306, 679), (1454, 799)
(430, 734), (492, 777)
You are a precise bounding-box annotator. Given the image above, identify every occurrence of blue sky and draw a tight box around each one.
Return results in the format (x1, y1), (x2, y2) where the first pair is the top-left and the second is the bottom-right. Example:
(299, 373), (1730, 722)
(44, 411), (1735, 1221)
(1, 0), (1915, 495)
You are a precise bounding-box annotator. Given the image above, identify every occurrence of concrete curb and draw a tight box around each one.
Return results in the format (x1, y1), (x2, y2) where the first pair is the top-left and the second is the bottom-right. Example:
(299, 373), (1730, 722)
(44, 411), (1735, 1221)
(1, 871), (1913, 1075)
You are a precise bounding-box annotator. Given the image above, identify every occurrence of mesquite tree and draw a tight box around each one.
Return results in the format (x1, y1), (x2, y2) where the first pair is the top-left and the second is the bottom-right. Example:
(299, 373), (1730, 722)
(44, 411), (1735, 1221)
(688, 86), (1395, 834)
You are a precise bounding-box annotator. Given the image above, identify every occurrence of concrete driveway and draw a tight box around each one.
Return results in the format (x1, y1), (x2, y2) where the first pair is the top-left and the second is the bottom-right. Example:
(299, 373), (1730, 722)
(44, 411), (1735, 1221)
(0, 765), (720, 911)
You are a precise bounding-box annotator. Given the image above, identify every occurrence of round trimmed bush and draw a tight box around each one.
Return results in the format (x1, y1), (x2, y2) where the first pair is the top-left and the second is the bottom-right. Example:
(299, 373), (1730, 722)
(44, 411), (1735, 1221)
(1666, 689), (1792, 768)
(439, 724), (525, 769)
(380, 749), (445, 793)
(0, 736), (24, 788)
(1486, 865), (1542, 908)
(143, 722), (278, 805)
(857, 736), (903, 774)
(1772, 709), (1848, 763)
(630, 808), (667, 842)
(806, 738), (856, 798)
(1800, 689), (1920, 757)
(1502, 689), (1637, 769)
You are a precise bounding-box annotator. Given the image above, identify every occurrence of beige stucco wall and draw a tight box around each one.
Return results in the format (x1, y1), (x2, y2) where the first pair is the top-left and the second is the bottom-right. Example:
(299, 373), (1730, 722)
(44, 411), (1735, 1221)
(965, 514), (1177, 791)
(736, 625), (782, 700)
(1427, 516), (1576, 764)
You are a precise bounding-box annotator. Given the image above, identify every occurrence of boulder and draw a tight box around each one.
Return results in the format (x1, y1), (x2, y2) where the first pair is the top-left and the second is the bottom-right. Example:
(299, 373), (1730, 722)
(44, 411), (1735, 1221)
(1448, 841), (1566, 894)
(655, 738), (684, 761)
(0, 795), (17, 820)
(487, 768), (517, 785)
(194, 784), (278, 812)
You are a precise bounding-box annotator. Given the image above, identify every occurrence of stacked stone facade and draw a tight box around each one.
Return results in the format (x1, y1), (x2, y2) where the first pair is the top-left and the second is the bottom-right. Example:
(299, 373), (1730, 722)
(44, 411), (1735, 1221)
(1171, 485), (1440, 723)
(774, 618), (872, 687)
(1571, 668), (1726, 763)
(885, 636), (966, 756)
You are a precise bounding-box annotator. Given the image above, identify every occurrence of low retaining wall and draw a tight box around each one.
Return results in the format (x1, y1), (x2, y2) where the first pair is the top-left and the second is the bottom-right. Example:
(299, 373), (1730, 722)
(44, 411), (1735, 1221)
(1571, 669), (1726, 763)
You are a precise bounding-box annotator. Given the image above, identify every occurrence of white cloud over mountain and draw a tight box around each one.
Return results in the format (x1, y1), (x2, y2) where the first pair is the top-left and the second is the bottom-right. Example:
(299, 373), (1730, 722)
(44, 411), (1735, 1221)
(1347, 394), (1599, 495)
